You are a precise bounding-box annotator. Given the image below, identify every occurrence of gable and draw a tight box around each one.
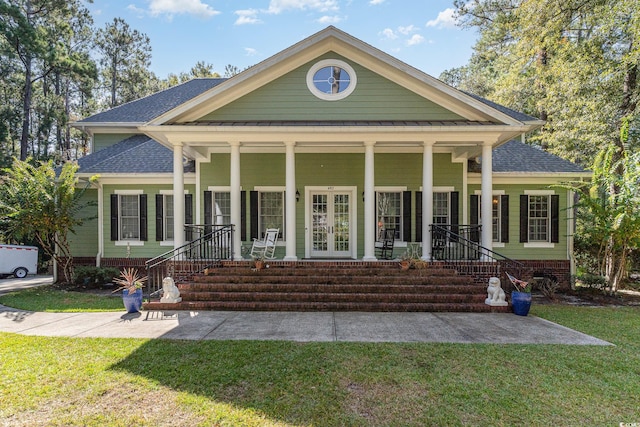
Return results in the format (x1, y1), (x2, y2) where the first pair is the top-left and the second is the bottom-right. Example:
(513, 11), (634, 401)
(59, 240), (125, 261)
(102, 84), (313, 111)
(195, 53), (466, 123)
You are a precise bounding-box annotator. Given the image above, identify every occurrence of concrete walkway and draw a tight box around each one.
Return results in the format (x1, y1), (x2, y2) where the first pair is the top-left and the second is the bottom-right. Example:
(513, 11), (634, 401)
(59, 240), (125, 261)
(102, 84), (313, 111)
(0, 305), (611, 345)
(0, 275), (611, 345)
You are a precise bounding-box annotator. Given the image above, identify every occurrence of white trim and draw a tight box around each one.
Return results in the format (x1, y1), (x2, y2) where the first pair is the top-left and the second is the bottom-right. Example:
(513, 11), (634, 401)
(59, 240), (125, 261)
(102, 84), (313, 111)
(160, 241), (174, 247)
(160, 189), (190, 195)
(524, 189), (555, 195)
(115, 240), (145, 246)
(114, 189), (143, 195)
(419, 186), (455, 193)
(524, 242), (555, 249)
(374, 186), (407, 192)
(474, 189), (505, 195)
(306, 59), (358, 101)
(207, 186), (232, 191)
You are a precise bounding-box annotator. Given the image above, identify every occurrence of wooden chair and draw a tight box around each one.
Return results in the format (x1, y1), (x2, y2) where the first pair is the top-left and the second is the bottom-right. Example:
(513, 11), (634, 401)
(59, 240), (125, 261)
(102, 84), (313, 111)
(375, 229), (396, 260)
(250, 228), (279, 259)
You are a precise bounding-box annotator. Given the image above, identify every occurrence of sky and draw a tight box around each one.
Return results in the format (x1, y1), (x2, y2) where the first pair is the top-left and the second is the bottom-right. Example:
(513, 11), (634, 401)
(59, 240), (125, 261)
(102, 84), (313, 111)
(87, 0), (478, 80)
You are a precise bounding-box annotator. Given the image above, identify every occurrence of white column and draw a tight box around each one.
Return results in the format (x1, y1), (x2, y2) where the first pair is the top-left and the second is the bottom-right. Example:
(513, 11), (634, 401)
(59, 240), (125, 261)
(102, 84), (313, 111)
(284, 141), (297, 261)
(363, 141), (376, 261)
(173, 142), (185, 249)
(481, 142), (493, 255)
(230, 141), (242, 260)
(422, 141), (434, 260)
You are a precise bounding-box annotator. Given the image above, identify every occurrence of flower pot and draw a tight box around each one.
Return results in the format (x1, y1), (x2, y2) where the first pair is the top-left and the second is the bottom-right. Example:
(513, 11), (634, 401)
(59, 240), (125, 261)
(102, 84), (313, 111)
(399, 261), (411, 271)
(511, 291), (532, 316)
(254, 260), (265, 270)
(122, 288), (143, 313)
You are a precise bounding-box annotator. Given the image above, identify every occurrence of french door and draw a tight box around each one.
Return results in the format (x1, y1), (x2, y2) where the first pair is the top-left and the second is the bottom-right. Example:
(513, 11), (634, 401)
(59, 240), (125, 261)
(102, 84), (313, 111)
(309, 189), (354, 258)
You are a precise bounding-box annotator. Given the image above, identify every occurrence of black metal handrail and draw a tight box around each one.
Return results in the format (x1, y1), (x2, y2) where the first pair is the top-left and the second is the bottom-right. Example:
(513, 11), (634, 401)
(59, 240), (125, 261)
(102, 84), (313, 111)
(430, 224), (527, 281)
(145, 225), (234, 298)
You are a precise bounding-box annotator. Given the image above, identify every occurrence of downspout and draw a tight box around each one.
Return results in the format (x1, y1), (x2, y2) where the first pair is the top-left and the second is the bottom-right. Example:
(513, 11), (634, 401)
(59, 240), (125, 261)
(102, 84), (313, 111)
(96, 181), (104, 267)
(568, 189), (576, 289)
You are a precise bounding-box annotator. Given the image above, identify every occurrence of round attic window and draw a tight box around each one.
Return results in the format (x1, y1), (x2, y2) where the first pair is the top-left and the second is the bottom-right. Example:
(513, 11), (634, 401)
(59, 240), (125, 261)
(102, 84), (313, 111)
(306, 59), (357, 101)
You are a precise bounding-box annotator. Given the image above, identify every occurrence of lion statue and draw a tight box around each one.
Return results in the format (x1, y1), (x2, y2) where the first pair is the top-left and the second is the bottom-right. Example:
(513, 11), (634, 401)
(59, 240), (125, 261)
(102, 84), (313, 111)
(485, 277), (508, 306)
(160, 277), (182, 303)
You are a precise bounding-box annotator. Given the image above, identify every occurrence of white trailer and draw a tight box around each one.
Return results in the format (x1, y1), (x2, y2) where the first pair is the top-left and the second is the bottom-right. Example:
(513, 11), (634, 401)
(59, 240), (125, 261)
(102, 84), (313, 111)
(0, 245), (39, 278)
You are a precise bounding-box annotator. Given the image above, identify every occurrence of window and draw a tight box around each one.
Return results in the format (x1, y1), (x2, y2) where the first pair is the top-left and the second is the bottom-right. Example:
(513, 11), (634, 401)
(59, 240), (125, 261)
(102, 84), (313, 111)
(211, 192), (231, 225)
(110, 192), (147, 243)
(260, 191), (284, 238)
(528, 195), (550, 242)
(164, 195), (174, 240)
(120, 195), (140, 240)
(377, 192), (402, 240)
(433, 192), (450, 225)
(520, 193), (559, 245)
(306, 59), (357, 101)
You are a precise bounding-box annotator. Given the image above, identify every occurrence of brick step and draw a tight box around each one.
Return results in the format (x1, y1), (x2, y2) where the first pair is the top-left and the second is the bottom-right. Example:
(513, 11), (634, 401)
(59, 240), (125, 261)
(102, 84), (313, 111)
(191, 274), (472, 286)
(201, 266), (459, 278)
(144, 300), (510, 313)
(179, 282), (483, 295)
(180, 291), (487, 304)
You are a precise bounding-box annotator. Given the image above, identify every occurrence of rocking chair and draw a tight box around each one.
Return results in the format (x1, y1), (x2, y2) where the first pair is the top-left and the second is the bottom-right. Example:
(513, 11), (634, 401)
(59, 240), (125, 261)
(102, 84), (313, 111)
(250, 228), (279, 259)
(375, 229), (396, 260)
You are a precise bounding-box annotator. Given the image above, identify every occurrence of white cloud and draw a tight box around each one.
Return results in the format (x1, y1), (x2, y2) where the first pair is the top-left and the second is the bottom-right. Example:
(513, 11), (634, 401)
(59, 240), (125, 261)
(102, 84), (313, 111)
(235, 9), (261, 25)
(380, 28), (397, 40)
(317, 15), (342, 24)
(406, 34), (425, 46)
(426, 8), (458, 29)
(398, 24), (417, 35)
(147, 0), (220, 18)
(244, 47), (258, 56)
(369, 0), (384, 4)
(267, 0), (339, 14)
(127, 4), (146, 16)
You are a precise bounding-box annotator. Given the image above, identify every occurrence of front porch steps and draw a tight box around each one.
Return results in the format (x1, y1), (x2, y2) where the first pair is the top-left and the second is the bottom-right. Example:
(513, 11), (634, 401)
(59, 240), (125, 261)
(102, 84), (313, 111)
(144, 261), (511, 313)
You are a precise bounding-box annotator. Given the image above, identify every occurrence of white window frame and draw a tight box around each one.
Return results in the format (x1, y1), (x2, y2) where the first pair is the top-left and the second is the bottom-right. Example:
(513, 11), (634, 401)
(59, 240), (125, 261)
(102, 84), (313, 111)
(306, 59), (357, 101)
(114, 189), (144, 246)
(375, 186), (406, 242)
(207, 186), (232, 226)
(159, 190), (174, 246)
(474, 190), (505, 248)
(524, 190), (555, 248)
(255, 186), (286, 242)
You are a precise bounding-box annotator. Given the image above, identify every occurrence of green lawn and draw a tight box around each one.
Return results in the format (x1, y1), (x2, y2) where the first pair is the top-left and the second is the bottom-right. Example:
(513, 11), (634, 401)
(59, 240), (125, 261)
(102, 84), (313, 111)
(1, 303), (639, 426)
(0, 285), (124, 312)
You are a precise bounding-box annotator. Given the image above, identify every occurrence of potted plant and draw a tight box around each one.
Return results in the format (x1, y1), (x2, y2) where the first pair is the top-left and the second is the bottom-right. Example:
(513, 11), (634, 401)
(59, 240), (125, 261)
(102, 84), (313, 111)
(507, 272), (532, 316)
(398, 252), (412, 271)
(252, 255), (266, 271)
(112, 268), (147, 313)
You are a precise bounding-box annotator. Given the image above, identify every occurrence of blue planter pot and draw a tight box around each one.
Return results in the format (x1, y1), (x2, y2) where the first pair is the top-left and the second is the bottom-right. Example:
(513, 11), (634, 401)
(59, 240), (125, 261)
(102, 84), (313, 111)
(122, 289), (143, 313)
(511, 291), (532, 316)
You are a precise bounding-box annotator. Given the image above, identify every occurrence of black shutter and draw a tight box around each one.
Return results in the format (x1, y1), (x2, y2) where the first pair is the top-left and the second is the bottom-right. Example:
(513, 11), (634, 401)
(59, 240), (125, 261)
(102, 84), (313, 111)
(520, 195), (529, 243)
(403, 191), (411, 242)
(110, 194), (118, 241)
(450, 191), (459, 239)
(551, 194), (560, 243)
(204, 191), (212, 234)
(500, 194), (509, 243)
(241, 190), (247, 241)
(250, 191), (259, 239)
(470, 194), (479, 243)
(155, 194), (163, 241)
(415, 191), (422, 242)
(185, 194), (193, 241)
(139, 194), (147, 241)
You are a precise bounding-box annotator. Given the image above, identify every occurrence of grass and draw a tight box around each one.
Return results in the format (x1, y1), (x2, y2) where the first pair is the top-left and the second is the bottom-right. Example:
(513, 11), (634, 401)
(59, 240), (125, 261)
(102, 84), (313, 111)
(0, 285), (124, 312)
(1, 302), (639, 426)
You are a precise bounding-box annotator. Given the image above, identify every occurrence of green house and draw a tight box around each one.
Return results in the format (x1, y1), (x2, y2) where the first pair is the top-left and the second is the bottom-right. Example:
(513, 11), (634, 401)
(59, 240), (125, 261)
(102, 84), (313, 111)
(71, 27), (589, 286)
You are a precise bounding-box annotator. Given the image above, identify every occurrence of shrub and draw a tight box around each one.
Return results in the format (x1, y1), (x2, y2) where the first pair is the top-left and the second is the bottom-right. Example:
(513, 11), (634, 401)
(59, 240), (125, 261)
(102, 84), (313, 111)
(72, 266), (120, 288)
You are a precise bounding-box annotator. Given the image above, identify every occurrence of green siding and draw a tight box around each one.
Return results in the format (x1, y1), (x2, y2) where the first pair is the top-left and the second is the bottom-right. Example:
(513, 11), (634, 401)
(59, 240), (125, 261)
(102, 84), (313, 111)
(198, 53), (465, 122)
(93, 133), (136, 152)
(68, 189), (98, 257)
(103, 184), (196, 258)
(467, 184), (569, 260)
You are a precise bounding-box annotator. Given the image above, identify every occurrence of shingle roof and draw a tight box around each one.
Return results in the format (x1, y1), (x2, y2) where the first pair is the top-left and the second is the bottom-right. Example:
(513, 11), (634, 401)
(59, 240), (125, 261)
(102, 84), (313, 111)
(491, 140), (587, 173)
(76, 135), (194, 174)
(78, 78), (227, 124)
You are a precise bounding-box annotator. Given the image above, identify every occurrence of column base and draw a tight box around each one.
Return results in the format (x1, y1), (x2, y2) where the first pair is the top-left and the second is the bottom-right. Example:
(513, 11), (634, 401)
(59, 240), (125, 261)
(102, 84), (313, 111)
(362, 256), (378, 261)
(283, 256), (298, 261)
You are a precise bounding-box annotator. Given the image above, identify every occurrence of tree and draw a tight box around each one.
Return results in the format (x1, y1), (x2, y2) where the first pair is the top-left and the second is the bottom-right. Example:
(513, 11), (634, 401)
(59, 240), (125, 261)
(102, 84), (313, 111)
(0, 158), (97, 283)
(0, 0), (96, 160)
(94, 17), (155, 108)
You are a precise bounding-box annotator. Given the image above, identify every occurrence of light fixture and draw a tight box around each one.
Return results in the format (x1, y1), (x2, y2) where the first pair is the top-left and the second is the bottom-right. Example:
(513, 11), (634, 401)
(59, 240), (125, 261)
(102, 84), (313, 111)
(296, 189), (300, 202)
